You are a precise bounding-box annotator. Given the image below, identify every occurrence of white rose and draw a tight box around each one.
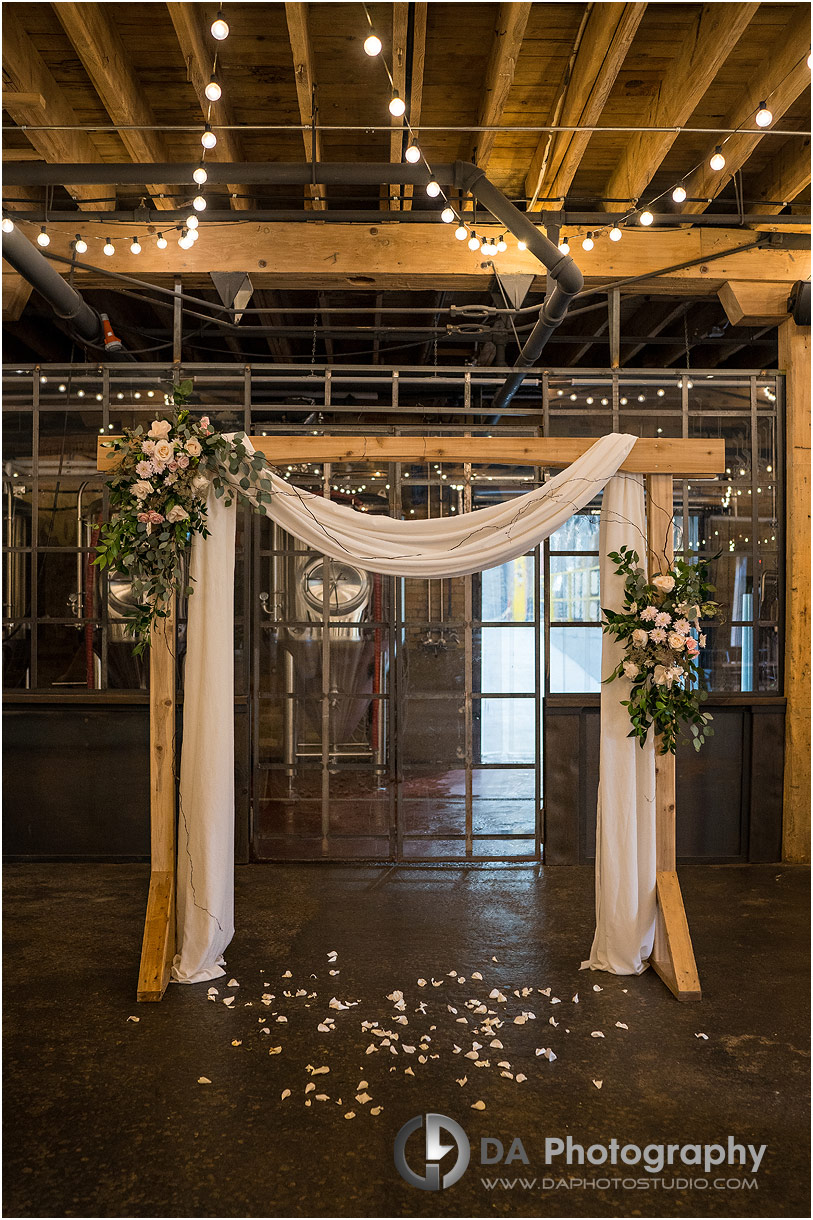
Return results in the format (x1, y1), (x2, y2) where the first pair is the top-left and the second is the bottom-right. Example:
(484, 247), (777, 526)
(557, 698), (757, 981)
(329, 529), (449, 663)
(622, 660), (640, 679)
(652, 574), (675, 593)
(132, 479), (153, 501)
(166, 505), (189, 523)
(153, 439), (173, 464)
(192, 472), (209, 496)
(185, 437), (202, 457)
(668, 631), (685, 650)
(632, 628), (649, 647)
(653, 664), (668, 686)
(148, 419), (172, 439)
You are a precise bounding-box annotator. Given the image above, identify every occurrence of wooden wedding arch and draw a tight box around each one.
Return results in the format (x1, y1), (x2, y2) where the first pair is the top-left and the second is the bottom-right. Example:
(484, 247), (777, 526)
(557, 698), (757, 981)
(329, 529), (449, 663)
(97, 434), (725, 1004)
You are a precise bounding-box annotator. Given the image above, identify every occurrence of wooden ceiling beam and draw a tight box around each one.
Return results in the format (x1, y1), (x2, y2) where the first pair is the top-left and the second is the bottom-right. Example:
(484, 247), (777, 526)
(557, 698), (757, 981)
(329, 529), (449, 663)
(53, 3), (178, 212)
(2, 20), (115, 210)
(166, 2), (252, 210)
(387, 3), (410, 210)
(526, 3), (645, 211)
(402, 3), (427, 211)
(474, 2), (532, 171)
(678, 8), (811, 215)
(27, 222), (808, 295)
(602, 3), (759, 210)
(621, 300), (687, 364)
(284, 3), (325, 211)
(749, 137), (812, 216)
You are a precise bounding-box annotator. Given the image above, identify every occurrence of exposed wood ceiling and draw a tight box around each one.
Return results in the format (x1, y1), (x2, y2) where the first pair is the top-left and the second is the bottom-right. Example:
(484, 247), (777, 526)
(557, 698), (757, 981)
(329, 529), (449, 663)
(2, 1), (810, 371)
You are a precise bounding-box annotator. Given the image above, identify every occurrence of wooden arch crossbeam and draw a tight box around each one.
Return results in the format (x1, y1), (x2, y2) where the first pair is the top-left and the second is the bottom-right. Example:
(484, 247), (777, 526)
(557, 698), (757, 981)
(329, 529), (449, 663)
(97, 435), (725, 1003)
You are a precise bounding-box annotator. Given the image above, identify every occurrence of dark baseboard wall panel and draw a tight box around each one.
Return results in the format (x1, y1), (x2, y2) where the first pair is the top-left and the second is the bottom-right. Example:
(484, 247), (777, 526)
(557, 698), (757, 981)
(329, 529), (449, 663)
(544, 700), (785, 865)
(2, 704), (251, 862)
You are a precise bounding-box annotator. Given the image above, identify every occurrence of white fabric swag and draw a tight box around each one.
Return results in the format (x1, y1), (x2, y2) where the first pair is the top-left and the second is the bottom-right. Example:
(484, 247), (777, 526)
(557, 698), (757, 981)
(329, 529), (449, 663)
(172, 432), (656, 985)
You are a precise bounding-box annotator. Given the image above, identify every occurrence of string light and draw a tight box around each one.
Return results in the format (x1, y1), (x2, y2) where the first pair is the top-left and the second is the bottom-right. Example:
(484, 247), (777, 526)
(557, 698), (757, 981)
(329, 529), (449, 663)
(497, 234), (507, 252)
(388, 92), (406, 117)
(672, 183), (687, 203)
(156, 233), (168, 249)
(193, 165), (208, 185)
(404, 143), (421, 163)
(210, 10), (229, 39)
(440, 206), (455, 223)
(425, 179), (440, 198)
(582, 231), (594, 251)
(468, 232), (481, 252)
(639, 210), (654, 226)
(454, 225), (467, 241)
(205, 74), (222, 102)
(178, 229), (193, 249)
(481, 236), (497, 255)
(363, 32), (382, 55)
(37, 226), (50, 247)
(103, 238), (115, 255)
(1, 217), (13, 233)
(130, 237), (142, 254)
(709, 146), (725, 171)
(192, 195), (207, 211)
(517, 239), (526, 251)
(558, 237), (570, 254)
(755, 101), (772, 127)
(186, 214), (199, 229)
(74, 234), (88, 253)
(201, 123), (217, 149)
(609, 226), (622, 241)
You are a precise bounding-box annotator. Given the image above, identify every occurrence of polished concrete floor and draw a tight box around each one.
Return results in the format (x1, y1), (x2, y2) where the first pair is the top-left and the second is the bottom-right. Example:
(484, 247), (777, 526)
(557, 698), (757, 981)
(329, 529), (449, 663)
(3, 862), (810, 1218)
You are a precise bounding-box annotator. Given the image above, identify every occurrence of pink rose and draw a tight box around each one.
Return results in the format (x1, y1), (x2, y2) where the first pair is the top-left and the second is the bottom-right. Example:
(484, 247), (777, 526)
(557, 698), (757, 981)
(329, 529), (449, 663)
(200, 416), (210, 431)
(148, 510), (164, 524)
(685, 637), (700, 656)
(137, 512), (150, 524)
(176, 453), (190, 469)
(167, 460), (178, 472)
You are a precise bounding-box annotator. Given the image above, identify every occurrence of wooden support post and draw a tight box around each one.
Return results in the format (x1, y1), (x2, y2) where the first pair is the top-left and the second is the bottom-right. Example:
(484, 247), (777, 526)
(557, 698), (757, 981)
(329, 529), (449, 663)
(137, 602), (177, 1002)
(779, 318), (811, 863)
(647, 474), (702, 1001)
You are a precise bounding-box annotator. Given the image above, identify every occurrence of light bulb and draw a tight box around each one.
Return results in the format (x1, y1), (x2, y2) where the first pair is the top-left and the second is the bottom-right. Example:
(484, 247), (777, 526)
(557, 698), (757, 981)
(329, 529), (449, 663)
(193, 195), (206, 211)
(2, 217), (13, 233)
(205, 75), (222, 102)
(157, 233), (168, 249)
(426, 179), (440, 198)
(404, 143), (421, 163)
(454, 225), (467, 241)
(517, 239), (526, 251)
(639, 210), (654, 226)
(582, 232), (594, 251)
(37, 226), (50, 247)
(210, 11), (229, 39)
(468, 232), (481, 251)
(389, 92), (406, 117)
(558, 238), (570, 254)
(657, 388), (665, 397)
(609, 226), (622, 242)
(201, 124), (217, 149)
(672, 184), (687, 203)
(193, 165), (208, 185)
(440, 206), (455, 223)
(755, 101), (772, 127)
(130, 237), (141, 254)
(497, 235), (507, 252)
(179, 234), (193, 250)
(190, 227), (200, 241)
(709, 146), (725, 171)
(364, 32), (382, 56)
(481, 237), (496, 255)
(186, 214), (199, 229)
(74, 234), (88, 253)
(103, 239), (115, 256)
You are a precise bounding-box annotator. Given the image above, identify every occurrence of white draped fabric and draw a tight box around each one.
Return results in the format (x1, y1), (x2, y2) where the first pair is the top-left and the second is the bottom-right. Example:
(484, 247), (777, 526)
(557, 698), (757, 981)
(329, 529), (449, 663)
(172, 431), (656, 984)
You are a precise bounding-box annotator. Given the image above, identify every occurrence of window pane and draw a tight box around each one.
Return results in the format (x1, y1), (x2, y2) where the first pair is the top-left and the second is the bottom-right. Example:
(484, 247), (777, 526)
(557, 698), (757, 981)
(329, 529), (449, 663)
(697, 624), (754, 692)
(550, 554), (600, 622)
(549, 509), (600, 551)
(480, 555), (535, 622)
(550, 627), (602, 692)
(479, 626), (535, 693)
(478, 697), (535, 762)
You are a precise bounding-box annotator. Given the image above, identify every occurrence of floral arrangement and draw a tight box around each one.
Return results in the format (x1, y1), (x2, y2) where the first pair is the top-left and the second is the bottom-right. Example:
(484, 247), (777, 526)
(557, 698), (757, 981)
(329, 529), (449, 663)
(94, 380), (272, 652)
(602, 545), (722, 754)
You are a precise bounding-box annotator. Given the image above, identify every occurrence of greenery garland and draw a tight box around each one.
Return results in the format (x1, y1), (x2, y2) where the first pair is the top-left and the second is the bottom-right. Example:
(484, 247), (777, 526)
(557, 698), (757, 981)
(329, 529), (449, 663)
(601, 545), (722, 755)
(94, 381), (274, 653)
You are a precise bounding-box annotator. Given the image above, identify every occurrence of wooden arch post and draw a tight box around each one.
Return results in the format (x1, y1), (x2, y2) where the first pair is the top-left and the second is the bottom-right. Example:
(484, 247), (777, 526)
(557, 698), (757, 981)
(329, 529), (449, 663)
(98, 434), (723, 1002)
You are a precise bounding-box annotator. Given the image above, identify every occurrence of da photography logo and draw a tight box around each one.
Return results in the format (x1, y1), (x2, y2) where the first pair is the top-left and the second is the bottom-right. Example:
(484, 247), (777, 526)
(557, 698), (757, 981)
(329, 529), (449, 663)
(394, 1113), (470, 1191)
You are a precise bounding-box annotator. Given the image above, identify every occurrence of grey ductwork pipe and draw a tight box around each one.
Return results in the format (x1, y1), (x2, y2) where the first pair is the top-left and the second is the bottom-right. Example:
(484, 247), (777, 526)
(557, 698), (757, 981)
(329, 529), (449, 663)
(455, 163), (584, 418)
(2, 224), (103, 346)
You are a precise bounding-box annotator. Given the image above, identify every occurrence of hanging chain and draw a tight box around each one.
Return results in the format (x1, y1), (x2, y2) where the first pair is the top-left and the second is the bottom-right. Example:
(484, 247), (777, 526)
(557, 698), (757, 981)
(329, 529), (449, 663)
(311, 311), (318, 365)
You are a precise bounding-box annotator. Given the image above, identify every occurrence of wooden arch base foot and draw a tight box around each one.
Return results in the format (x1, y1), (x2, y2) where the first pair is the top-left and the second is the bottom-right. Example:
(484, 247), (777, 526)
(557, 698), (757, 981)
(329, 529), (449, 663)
(651, 870), (702, 1001)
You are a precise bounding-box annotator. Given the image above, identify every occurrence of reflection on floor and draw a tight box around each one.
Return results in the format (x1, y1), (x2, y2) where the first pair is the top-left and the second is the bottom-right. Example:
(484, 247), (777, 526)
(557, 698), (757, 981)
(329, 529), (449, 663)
(3, 862), (809, 1218)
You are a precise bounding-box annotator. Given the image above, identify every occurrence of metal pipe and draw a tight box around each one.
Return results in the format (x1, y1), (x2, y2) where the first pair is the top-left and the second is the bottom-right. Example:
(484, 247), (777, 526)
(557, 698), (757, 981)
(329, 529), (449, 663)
(1, 226), (103, 344)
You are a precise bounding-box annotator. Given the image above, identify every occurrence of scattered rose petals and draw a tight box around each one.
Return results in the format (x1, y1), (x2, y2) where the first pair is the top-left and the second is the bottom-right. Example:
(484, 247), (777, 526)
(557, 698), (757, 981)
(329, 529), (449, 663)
(471, 971), (483, 980)
(231, 1040), (242, 1047)
(355, 1092), (372, 1105)
(327, 951), (337, 962)
(615, 1022), (629, 1030)
(222, 997), (235, 1007)
(515, 1073), (527, 1083)
(472, 1100), (486, 1109)
(207, 987), (218, 996)
(281, 1089), (291, 1100)
(695, 1032), (709, 1040)
(591, 1031), (605, 1038)
(371, 1106), (382, 1115)
(404, 1067), (415, 1077)
(126, 1016), (140, 1023)
(344, 1112), (355, 1120)
(593, 984), (603, 992)
(282, 970), (292, 978)
(227, 978), (239, 988)
(456, 1076), (467, 1087)
(417, 978), (427, 987)
(572, 994), (579, 1003)
(592, 1079), (603, 1090)
(276, 1015), (287, 1023)
(305, 1083), (316, 1094)
(197, 1076), (211, 1085)
(268, 1046), (282, 1055)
